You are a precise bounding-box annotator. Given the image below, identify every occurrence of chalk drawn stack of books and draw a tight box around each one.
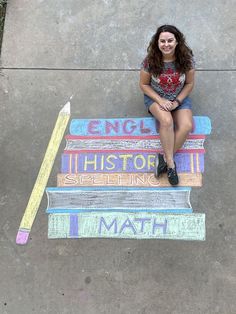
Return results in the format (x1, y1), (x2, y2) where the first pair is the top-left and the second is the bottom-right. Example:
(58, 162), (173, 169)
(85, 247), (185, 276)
(47, 116), (211, 241)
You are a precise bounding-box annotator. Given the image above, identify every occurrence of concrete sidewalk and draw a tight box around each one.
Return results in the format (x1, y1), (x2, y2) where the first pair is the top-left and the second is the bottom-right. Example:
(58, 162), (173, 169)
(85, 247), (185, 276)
(0, 1), (236, 313)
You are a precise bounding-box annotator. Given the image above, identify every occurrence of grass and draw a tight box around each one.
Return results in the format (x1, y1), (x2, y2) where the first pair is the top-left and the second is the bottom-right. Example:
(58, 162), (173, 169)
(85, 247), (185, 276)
(0, 0), (7, 54)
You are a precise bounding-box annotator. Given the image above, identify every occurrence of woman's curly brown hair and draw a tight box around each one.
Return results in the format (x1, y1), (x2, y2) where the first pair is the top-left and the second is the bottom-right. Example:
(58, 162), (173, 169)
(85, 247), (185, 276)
(146, 25), (194, 76)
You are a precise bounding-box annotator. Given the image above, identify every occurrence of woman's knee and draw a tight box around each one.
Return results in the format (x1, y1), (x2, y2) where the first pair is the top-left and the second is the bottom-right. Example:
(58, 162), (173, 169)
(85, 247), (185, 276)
(177, 120), (193, 133)
(150, 104), (174, 130)
(159, 116), (174, 129)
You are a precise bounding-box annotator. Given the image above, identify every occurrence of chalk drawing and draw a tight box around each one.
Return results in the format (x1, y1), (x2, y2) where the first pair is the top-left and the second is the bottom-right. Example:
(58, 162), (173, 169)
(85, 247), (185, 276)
(57, 172), (203, 187)
(61, 152), (204, 173)
(70, 116), (211, 136)
(48, 212), (205, 241)
(45, 186), (192, 213)
(15, 109), (211, 242)
(16, 98), (71, 245)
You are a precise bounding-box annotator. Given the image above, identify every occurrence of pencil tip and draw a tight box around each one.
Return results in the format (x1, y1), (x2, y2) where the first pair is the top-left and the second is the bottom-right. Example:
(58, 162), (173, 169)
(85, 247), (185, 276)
(61, 99), (71, 114)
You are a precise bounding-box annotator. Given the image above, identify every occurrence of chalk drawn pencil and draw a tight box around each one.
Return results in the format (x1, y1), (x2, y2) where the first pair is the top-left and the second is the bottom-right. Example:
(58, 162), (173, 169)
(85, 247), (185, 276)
(16, 98), (71, 245)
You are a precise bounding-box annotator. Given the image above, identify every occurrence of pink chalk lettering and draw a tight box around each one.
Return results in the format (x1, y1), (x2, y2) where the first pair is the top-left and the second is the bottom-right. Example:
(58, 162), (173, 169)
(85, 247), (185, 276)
(140, 120), (151, 134)
(88, 120), (100, 134)
(123, 120), (137, 134)
(105, 120), (119, 134)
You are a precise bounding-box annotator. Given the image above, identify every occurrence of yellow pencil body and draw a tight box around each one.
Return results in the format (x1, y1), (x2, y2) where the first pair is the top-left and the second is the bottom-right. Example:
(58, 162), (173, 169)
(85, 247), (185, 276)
(16, 102), (70, 245)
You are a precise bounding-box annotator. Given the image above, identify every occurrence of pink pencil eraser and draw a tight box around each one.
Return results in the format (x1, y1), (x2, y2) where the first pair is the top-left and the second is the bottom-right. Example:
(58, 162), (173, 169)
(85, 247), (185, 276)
(16, 230), (30, 245)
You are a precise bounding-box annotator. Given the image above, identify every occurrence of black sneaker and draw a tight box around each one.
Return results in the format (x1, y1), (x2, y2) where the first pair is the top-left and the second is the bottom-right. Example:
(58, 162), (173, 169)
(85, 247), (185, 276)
(167, 162), (179, 186)
(155, 154), (167, 178)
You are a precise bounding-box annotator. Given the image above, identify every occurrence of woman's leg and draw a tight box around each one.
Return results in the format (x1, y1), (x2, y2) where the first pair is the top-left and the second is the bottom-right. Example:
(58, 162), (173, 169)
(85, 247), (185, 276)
(149, 102), (175, 168)
(172, 109), (193, 153)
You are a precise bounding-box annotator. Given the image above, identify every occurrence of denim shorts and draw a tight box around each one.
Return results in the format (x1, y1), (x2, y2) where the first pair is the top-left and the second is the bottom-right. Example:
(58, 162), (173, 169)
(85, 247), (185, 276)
(144, 94), (192, 112)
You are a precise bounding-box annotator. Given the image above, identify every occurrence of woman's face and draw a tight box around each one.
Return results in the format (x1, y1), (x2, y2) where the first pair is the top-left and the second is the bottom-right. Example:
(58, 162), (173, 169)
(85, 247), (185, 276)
(158, 32), (178, 57)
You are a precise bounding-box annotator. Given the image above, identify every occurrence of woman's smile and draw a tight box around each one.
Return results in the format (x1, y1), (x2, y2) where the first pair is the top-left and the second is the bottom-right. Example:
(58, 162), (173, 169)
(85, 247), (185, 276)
(158, 32), (178, 57)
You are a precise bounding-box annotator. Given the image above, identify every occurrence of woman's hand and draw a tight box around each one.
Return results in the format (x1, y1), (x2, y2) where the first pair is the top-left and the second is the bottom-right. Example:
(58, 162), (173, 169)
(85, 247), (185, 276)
(158, 98), (174, 111)
(169, 100), (179, 111)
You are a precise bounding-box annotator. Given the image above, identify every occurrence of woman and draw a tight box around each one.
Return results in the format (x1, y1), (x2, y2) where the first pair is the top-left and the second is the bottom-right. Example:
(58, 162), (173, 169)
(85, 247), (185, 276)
(139, 25), (195, 185)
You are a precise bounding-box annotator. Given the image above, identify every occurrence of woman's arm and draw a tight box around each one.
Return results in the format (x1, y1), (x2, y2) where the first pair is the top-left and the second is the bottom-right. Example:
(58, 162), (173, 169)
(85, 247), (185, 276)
(139, 70), (163, 103)
(139, 69), (172, 111)
(175, 69), (195, 103)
